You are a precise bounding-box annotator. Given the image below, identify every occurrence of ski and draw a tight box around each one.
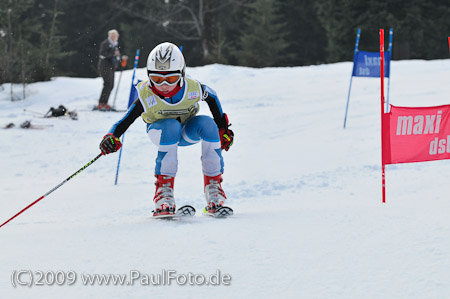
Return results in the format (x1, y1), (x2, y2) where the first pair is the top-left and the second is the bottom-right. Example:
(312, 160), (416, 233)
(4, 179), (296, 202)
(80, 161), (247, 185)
(3, 123), (15, 129)
(3, 121), (54, 130)
(152, 205), (196, 220)
(24, 108), (78, 120)
(92, 105), (127, 112)
(203, 206), (234, 218)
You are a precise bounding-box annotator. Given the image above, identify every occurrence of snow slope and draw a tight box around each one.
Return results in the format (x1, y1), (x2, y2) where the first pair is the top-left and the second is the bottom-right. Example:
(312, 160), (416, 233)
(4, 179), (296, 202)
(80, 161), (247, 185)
(1, 60), (450, 298)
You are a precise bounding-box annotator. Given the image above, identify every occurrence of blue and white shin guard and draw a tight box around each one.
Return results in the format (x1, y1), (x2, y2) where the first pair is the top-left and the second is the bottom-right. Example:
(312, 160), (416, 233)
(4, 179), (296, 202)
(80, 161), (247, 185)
(147, 119), (180, 177)
(147, 116), (224, 177)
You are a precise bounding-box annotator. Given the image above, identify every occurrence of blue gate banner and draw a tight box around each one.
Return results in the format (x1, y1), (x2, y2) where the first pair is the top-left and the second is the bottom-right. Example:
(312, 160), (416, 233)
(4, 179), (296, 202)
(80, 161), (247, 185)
(353, 51), (390, 78)
(127, 80), (142, 107)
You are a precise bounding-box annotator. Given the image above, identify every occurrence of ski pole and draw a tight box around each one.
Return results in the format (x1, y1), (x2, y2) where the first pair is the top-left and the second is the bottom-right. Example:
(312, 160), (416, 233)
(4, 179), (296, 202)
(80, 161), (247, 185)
(23, 108), (45, 117)
(112, 56), (128, 109)
(112, 71), (123, 109)
(0, 153), (103, 229)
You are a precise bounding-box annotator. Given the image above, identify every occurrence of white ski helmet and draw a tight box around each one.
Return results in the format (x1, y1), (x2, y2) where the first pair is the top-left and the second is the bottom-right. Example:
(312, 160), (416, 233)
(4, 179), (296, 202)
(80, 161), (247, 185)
(147, 42), (186, 87)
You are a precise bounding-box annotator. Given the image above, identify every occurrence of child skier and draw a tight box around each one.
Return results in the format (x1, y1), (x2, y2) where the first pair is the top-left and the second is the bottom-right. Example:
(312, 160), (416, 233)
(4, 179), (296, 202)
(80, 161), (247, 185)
(99, 42), (234, 217)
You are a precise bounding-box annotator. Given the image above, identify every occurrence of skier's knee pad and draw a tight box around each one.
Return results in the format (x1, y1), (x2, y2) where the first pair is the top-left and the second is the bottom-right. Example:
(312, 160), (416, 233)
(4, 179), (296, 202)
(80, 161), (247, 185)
(148, 119), (182, 146)
(182, 115), (219, 145)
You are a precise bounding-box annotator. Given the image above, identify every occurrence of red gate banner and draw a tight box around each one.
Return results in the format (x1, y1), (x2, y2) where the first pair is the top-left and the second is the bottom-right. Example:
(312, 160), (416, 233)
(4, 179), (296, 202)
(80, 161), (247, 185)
(383, 104), (450, 164)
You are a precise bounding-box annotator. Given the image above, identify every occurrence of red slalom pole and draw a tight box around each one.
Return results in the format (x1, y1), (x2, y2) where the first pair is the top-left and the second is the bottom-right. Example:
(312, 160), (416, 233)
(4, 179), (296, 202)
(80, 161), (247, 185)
(380, 29), (386, 203)
(0, 153), (102, 228)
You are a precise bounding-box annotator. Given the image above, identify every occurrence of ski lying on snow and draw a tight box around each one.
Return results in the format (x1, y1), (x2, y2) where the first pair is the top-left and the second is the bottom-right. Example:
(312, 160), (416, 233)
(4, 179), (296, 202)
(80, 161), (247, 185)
(152, 205), (196, 219)
(23, 109), (79, 120)
(91, 105), (127, 112)
(3, 121), (54, 130)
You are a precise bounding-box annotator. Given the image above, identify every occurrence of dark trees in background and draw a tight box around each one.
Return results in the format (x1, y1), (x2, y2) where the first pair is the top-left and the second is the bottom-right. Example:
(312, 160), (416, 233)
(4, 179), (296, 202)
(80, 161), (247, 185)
(234, 0), (291, 67)
(316, 0), (450, 62)
(1, 0), (67, 99)
(1, 0), (450, 85)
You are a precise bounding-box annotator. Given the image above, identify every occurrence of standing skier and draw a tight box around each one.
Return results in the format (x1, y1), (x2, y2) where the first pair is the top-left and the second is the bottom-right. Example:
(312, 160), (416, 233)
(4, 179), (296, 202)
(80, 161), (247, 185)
(97, 29), (122, 111)
(99, 42), (234, 217)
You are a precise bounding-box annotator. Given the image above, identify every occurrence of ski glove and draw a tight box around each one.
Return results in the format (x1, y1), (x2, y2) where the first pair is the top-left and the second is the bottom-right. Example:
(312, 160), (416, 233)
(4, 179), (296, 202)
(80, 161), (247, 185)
(100, 133), (122, 155)
(217, 113), (234, 151)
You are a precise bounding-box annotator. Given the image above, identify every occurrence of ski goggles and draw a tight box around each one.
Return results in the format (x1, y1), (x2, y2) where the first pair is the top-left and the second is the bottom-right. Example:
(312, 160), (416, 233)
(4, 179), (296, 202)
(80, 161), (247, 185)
(149, 73), (182, 86)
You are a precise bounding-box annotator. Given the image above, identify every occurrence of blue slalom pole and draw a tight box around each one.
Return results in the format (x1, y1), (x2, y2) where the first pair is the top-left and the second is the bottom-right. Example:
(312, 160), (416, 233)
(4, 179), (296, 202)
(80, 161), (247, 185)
(115, 49), (140, 185)
(386, 28), (393, 113)
(343, 28), (361, 128)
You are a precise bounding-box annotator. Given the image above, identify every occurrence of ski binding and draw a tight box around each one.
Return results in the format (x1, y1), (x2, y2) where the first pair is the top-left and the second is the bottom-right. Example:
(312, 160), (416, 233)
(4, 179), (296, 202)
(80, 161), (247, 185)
(203, 206), (233, 218)
(152, 205), (196, 219)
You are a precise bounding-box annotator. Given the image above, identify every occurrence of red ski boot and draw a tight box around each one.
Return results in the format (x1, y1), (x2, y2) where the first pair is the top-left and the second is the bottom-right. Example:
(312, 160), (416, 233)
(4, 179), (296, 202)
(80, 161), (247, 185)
(153, 174), (176, 217)
(203, 174), (227, 214)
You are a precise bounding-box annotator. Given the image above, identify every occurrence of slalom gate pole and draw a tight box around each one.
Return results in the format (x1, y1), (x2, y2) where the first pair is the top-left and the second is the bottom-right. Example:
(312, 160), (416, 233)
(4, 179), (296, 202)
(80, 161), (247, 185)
(0, 153), (102, 229)
(343, 28), (361, 128)
(114, 49), (140, 185)
(386, 28), (393, 113)
(380, 29), (386, 203)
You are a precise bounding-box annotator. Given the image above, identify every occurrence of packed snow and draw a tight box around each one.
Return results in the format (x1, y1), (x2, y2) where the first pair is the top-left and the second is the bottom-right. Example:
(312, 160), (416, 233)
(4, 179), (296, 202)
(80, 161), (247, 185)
(1, 59), (450, 298)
